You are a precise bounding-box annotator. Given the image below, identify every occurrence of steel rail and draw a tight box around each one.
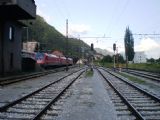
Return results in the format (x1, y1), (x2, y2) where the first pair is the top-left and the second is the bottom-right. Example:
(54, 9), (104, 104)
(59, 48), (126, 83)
(122, 68), (160, 75)
(103, 68), (160, 102)
(102, 68), (160, 101)
(97, 68), (144, 120)
(32, 70), (84, 120)
(0, 70), (55, 86)
(124, 70), (160, 82)
(0, 68), (84, 112)
(0, 65), (78, 86)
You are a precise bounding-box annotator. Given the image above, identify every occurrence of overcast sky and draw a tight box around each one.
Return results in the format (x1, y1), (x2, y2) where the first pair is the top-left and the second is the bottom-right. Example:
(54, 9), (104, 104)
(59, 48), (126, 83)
(35, 0), (160, 59)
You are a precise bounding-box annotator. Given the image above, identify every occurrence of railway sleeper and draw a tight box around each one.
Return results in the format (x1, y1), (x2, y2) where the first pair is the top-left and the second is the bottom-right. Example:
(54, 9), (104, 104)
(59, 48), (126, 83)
(144, 115), (160, 120)
(12, 104), (45, 109)
(132, 103), (160, 107)
(136, 106), (160, 111)
(140, 111), (160, 115)
(116, 110), (132, 115)
(7, 108), (39, 114)
(0, 112), (34, 119)
(21, 101), (47, 105)
(117, 114), (136, 120)
(115, 106), (129, 111)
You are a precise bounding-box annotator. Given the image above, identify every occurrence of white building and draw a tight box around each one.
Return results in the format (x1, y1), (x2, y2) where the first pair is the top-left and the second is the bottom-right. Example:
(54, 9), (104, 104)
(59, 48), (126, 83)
(23, 41), (39, 52)
(133, 51), (147, 63)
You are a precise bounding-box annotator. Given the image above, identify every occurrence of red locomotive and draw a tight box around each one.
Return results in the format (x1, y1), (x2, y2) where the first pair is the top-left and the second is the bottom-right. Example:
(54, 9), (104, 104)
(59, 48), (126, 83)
(35, 52), (73, 68)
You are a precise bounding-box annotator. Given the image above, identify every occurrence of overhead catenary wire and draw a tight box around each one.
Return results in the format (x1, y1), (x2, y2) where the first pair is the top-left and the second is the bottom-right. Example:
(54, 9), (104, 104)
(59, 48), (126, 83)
(59, 0), (72, 20)
(105, 0), (121, 37)
(107, 0), (130, 38)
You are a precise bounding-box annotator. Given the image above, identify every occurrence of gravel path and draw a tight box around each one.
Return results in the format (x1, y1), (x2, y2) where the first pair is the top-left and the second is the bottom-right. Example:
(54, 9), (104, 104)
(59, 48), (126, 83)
(55, 69), (117, 120)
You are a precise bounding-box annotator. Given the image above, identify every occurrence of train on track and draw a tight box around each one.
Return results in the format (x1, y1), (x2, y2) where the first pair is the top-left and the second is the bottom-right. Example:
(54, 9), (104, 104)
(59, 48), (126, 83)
(36, 52), (73, 67)
(22, 50), (73, 68)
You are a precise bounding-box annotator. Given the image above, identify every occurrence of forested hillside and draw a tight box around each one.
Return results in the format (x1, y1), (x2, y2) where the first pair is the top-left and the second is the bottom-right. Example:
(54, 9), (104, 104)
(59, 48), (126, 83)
(22, 15), (90, 57)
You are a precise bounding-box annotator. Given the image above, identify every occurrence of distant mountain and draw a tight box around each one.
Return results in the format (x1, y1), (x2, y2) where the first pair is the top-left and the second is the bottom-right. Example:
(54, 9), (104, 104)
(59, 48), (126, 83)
(95, 48), (113, 56)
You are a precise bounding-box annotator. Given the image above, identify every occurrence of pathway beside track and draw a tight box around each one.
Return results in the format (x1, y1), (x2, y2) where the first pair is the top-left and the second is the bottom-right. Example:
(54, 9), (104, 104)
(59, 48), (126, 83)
(48, 69), (117, 120)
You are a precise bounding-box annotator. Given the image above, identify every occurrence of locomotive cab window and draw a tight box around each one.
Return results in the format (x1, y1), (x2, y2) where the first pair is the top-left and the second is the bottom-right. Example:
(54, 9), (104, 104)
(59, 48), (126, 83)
(9, 26), (14, 41)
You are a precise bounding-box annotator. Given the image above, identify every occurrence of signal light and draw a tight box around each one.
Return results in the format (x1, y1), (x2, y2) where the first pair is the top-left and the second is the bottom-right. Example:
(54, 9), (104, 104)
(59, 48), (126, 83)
(91, 43), (94, 51)
(113, 43), (116, 51)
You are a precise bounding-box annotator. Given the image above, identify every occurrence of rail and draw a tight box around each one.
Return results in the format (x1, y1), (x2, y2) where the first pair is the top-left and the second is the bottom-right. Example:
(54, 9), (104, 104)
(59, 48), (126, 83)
(97, 67), (160, 120)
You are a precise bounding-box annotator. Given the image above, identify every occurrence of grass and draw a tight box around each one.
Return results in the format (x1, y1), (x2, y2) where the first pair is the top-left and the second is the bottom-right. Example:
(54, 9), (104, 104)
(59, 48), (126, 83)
(85, 69), (94, 77)
(118, 72), (146, 84)
(98, 62), (114, 68)
(97, 61), (160, 73)
(128, 63), (160, 73)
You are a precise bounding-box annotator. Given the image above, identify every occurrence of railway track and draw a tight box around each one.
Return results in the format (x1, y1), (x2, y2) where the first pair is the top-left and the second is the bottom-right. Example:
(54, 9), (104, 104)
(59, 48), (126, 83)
(0, 69), (85, 120)
(122, 68), (160, 82)
(123, 68), (160, 75)
(97, 67), (160, 120)
(0, 66), (77, 86)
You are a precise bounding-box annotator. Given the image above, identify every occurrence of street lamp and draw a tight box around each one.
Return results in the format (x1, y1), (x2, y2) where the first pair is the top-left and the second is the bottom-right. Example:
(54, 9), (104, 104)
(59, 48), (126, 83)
(66, 19), (69, 71)
(78, 35), (81, 67)
(113, 43), (116, 71)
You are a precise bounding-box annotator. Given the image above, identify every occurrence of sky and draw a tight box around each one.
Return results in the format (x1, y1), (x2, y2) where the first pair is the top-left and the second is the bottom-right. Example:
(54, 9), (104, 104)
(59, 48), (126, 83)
(35, 0), (160, 59)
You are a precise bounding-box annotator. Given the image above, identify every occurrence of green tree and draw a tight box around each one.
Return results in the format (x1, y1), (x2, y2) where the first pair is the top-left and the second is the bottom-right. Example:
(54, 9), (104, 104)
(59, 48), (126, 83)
(124, 27), (135, 61)
(116, 54), (125, 63)
(22, 15), (90, 57)
(147, 58), (155, 63)
(156, 58), (160, 63)
(101, 55), (112, 63)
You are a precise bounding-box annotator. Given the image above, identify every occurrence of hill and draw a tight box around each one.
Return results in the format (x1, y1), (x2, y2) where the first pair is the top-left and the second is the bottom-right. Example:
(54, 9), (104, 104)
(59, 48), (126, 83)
(95, 48), (113, 56)
(22, 15), (90, 57)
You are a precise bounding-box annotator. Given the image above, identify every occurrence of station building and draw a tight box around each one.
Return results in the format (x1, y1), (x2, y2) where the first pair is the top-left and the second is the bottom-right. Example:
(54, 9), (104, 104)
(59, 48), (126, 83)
(133, 51), (147, 63)
(0, 0), (36, 75)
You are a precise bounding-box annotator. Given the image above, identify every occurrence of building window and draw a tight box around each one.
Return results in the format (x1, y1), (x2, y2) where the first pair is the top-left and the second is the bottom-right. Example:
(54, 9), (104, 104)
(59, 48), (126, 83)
(9, 26), (14, 41)
(10, 53), (13, 69)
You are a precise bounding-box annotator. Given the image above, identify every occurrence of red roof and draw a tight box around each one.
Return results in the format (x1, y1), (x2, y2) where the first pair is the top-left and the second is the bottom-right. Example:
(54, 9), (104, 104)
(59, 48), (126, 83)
(52, 50), (64, 57)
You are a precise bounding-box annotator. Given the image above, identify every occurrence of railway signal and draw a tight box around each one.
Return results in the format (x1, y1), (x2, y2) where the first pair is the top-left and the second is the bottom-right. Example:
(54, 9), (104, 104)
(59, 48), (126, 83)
(113, 43), (116, 51)
(91, 43), (94, 51)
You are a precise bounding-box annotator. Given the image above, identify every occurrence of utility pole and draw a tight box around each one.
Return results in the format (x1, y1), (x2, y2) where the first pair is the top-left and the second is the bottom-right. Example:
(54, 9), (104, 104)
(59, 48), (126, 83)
(66, 19), (69, 71)
(113, 43), (116, 71)
(78, 35), (80, 67)
(125, 44), (128, 70)
(90, 43), (94, 71)
(116, 47), (119, 67)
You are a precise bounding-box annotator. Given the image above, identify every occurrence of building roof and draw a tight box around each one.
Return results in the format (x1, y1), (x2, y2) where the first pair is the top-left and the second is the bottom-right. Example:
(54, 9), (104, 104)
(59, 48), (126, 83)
(52, 50), (64, 57)
(0, 0), (36, 20)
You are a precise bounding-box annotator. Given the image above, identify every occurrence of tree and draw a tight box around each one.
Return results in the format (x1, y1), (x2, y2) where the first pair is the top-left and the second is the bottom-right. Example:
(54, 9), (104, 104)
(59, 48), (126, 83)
(22, 15), (90, 57)
(124, 27), (135, 62)
(116, 54), (125, 63)
(147, 58), (155, 63)
(101, 55), (112, 63)
(156, 58), (160, 63)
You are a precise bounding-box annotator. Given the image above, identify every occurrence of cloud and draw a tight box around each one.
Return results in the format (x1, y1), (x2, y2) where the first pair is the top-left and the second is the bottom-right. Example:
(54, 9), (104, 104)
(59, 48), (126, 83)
(69, 24), (91, 35)
(135, 38), (160, 58)
(136, 38), (160, 51)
